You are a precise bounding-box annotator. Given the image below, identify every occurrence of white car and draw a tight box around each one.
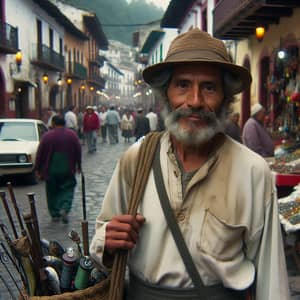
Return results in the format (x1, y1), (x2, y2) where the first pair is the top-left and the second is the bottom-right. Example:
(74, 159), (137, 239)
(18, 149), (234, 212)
(0, 118), (48, 184)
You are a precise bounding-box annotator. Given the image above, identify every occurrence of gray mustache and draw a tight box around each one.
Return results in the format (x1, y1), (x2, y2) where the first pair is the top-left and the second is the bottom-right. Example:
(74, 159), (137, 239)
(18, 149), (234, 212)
(173, 108), (216, 122)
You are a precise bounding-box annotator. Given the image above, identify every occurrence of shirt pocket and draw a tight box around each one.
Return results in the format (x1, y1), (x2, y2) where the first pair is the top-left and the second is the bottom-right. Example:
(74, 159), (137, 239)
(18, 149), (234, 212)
(198, 209), (245, 261)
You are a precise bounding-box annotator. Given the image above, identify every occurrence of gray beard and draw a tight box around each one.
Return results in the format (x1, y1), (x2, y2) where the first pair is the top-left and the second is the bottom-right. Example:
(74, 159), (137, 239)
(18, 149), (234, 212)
(161, 103), (227, 146)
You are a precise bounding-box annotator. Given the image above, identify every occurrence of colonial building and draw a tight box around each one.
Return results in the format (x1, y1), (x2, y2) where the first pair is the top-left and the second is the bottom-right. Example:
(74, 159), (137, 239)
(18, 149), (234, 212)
(53, 0), (108, 108)
(0, 0), (108, 119)
(0, 0), (74, 119)
(101, 39), (137, 107)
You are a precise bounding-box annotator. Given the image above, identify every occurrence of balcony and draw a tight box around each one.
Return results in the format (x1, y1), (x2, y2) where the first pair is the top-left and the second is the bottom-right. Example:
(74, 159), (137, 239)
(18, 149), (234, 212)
(0, 22), (18, 54)
(213, 0), (300, 40)
(66, 61), (87, 80)
(87, 73), (106, 89)
(89, 55), (105, 67)
(31, 43), (64, 72)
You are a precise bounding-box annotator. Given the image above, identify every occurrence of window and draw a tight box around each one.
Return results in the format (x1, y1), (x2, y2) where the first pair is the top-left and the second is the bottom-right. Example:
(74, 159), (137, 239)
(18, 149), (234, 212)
(160, 43), (163, 62)
(49, 28), (53, 49)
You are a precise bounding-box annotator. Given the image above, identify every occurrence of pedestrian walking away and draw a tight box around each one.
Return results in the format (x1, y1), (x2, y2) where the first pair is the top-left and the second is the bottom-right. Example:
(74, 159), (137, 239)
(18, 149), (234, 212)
(106, 105), (121, 144)
(98, 105), (108, 143)
(134, 107), (150, 141)
(146, 107), (158, 131)
(64, 105), (78, 132)
(121, 109), (135, 142)
(90, 28), (290, 300)
(83, 105), (100, 153)
(35, 115), (82, 224)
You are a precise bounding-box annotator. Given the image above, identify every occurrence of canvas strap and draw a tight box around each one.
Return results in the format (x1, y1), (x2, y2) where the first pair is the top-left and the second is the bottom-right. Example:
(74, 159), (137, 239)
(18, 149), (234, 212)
(152, 143), (248, 299)
(108, 132), (163, 300)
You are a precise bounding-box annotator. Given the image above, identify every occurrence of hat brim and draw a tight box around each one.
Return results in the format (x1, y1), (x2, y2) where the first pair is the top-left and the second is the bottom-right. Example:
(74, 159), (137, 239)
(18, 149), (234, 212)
(143, 60), (252, 95)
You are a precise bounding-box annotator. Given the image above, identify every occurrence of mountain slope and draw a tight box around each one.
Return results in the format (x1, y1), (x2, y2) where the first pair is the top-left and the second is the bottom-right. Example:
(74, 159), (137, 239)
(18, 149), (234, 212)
(62, 0), (164, 45)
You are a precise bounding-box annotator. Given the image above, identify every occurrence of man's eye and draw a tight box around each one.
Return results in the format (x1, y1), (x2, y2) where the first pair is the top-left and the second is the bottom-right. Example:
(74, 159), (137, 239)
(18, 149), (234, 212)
(176, 80), (190, 89)
(203, 83), (216, 92)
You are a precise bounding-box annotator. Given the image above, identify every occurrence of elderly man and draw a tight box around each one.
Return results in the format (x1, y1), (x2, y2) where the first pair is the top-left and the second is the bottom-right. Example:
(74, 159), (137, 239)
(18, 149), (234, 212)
(242, 103), (275, 157)
(90, 29), (289, 300)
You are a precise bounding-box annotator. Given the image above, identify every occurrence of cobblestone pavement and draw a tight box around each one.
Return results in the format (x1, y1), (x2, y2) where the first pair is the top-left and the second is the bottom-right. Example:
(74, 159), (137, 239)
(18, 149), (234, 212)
(1, 136), (300, 299)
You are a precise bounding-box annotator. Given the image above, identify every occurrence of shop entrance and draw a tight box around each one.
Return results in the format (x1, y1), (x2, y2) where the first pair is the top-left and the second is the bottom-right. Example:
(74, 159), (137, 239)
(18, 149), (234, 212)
(260, 56), (270, 110)
(271, 45), (299, 136)
(14, 82), (29, 118)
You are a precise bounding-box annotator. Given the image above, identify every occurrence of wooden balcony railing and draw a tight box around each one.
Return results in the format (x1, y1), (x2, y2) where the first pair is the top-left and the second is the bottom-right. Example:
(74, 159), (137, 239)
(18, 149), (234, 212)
(67, 61), (87, 79)
(32, 43), (64, 71)
(0, 21), (18, 53)
(87, 72), (106, 88)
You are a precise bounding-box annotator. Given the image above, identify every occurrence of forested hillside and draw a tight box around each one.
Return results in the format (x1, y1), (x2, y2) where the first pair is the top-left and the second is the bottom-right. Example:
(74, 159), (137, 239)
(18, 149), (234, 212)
(62, 0), (164, 45)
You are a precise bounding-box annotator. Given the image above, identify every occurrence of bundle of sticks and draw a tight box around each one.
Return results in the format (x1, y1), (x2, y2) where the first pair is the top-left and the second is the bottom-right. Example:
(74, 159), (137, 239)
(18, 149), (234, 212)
(0, 179), (107, 297)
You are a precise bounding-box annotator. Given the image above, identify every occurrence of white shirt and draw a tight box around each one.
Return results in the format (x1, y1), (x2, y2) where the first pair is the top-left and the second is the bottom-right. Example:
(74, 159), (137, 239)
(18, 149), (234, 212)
(65, 110), (78, 130)
(146, 111), (158, 131)
(90, 132), (290, 300)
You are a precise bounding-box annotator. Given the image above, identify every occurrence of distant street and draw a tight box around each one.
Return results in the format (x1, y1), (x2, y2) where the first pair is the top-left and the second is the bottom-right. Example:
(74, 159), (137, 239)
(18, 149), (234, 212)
(0, 135), (132, 299)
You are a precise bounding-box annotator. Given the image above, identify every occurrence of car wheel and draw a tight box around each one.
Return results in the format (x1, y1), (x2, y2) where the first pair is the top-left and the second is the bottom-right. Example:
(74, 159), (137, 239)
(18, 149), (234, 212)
(25, 171), (38, 185)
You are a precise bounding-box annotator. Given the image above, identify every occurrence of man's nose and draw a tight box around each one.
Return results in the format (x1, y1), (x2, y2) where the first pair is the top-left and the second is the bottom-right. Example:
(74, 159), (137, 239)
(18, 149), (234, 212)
(187, 84), (205, 108)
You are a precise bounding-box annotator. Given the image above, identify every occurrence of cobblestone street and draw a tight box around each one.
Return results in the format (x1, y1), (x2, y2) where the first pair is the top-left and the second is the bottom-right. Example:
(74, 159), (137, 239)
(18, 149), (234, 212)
(1, 137), (300, 299)
(0, 137), (132, 299)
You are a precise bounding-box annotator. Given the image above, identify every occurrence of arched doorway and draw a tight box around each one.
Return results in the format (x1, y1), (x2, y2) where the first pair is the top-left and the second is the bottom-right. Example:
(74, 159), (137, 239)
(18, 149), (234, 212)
(49, 85), (59, 111)
(14, 81), (29, 118)
(241, 58), (251, 128)
(259, 56), (270, 110)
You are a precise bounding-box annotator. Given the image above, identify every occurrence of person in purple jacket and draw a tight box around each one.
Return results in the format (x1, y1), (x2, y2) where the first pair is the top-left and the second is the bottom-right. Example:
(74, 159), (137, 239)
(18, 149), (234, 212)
(35, 115), (82, 223)
(242, 103), (275, 157)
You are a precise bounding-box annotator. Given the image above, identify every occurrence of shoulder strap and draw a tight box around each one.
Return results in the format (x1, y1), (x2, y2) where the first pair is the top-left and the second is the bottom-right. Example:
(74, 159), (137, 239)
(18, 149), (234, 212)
(108, 131), (163, 300)
(152, 143), (206, 291)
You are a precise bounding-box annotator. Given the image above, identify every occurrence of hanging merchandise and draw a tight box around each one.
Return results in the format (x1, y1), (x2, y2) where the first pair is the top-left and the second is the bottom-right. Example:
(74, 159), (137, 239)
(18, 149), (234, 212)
(291, 81), (300, 102)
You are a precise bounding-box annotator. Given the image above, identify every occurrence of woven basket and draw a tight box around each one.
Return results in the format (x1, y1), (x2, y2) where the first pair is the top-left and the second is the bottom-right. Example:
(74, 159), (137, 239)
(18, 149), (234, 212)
(22, 277), (110, 300)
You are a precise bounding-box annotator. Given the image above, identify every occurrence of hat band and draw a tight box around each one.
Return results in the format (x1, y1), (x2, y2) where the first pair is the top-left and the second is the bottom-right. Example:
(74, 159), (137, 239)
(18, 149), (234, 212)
(166, 49), (229, 63)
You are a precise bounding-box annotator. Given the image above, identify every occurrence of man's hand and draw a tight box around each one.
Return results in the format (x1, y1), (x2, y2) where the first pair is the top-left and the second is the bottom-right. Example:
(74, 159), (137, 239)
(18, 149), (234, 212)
(105, 214), (145, 255)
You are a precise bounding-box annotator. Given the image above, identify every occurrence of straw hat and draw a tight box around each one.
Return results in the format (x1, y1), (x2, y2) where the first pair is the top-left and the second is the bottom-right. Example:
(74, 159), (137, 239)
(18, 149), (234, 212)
(251, 103), (264, 116)
(142, 28), (252, 95)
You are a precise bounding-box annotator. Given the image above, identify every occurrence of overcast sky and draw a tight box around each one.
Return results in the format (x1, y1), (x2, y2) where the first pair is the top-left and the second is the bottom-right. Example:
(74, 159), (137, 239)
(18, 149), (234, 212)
(127, 0), (170, 10)
(146, 0), (170, 10)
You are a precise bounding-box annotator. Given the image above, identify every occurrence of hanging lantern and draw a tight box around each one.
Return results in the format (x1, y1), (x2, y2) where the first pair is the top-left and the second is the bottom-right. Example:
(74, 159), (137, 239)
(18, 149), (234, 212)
(67, 77), (72, 85)
(42, 73), (49, 84)
(255, 26), (265, 42)
(15, 50), (22, 70)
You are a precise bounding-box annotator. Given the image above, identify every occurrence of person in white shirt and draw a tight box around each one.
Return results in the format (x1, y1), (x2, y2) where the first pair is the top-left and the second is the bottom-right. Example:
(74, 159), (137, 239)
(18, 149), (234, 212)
(90, 28), (290, 300)
(98, 106), (108, 143)
(64, 105), (78, 132)
(146, 107), (158, 131)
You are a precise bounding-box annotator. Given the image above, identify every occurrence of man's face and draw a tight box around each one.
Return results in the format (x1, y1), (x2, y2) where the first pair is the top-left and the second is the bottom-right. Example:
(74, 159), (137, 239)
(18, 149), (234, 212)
(163, 63), (226, 145)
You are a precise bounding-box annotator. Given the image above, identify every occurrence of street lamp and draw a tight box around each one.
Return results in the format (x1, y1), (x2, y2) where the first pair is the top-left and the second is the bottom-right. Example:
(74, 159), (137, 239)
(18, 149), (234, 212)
(255, 26), (265, 42)
(42, 73), (49, 84)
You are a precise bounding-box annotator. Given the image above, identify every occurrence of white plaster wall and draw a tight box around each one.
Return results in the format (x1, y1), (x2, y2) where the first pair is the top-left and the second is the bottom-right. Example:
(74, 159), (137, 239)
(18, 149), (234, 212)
(5, 0), (64, 110)
(148, 29), (177, 66)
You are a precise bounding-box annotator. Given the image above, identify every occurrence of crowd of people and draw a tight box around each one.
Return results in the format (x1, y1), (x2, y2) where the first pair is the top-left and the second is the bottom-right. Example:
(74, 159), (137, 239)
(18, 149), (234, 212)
(45, 104), (163, 147)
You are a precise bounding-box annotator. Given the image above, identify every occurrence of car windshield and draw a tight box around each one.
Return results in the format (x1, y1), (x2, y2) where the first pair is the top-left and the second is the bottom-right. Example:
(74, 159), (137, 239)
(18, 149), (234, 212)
(0, 122), (38, 141)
